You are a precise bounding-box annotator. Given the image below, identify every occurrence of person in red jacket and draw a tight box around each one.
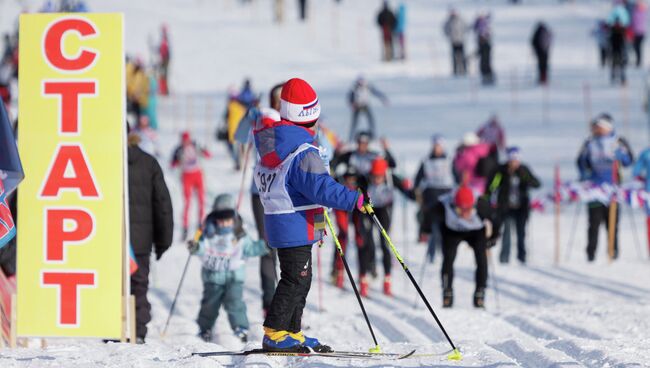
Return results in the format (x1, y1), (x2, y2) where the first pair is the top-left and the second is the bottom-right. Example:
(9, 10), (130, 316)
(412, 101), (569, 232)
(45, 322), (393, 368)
(171, 131), (210, 239)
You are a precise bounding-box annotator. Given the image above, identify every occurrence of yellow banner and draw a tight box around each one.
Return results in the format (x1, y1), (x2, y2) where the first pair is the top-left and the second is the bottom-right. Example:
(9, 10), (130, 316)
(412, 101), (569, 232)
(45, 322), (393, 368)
(17, 13), (125, 338)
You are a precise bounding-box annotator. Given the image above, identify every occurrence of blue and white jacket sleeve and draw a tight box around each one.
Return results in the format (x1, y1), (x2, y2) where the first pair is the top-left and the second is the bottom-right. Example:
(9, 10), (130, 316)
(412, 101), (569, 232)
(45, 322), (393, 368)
(289, 149), (359, 211)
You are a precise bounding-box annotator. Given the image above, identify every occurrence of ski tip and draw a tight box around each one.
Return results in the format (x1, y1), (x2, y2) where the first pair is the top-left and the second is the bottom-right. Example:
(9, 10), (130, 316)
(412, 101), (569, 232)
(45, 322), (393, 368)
(369, 345), (382, 354)
(447, 348), (463, 361)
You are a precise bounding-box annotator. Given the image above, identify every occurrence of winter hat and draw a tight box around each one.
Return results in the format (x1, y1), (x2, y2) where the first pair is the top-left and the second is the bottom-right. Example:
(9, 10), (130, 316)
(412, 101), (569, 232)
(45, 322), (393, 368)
(592, 113), (613, 132)
(463, 132), (480, 146)
(212, 193), (236, 220)
(371, 158), (389, 176)
(506, 146), (521, 161)
(454, 186), (475, 210)
(280, 78), (321, 125)
(343, 165), (359, 178)
(356, 131), (372, 144)
(181, 131), (191, 143)
(432, 134), (445, 146)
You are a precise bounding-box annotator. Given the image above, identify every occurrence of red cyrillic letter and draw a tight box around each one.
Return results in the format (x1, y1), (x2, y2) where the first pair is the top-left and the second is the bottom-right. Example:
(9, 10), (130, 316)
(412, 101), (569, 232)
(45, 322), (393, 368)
(43, 81), (96, 134)
(41, 145), (99, 198)
(42, 271), (95, 326)
(45, 208), (94, 262)
(43, 18), (98, 72)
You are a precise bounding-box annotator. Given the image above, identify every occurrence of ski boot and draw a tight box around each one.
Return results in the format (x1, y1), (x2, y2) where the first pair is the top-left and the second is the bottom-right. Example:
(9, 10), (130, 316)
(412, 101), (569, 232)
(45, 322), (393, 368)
(473, 287), (485, 309)
(198, 329), (212, 342)
(262, 327), (309, 353)
(360, 275), (369, 298)
(335, 270), (344, 289)
(383, 275), (392, 296)
(234, 327), (248, 343)
(442, 288), (453, 308)
(290, 331), (333, 353)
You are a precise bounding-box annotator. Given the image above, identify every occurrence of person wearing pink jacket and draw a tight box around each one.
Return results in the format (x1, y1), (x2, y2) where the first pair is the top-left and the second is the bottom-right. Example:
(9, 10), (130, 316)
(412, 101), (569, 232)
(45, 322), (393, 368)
(452, 132), (498, 194)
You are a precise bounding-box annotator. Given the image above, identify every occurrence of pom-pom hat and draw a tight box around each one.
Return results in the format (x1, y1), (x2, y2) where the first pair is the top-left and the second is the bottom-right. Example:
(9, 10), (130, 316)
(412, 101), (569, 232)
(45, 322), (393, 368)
(280, 78), (321, 125)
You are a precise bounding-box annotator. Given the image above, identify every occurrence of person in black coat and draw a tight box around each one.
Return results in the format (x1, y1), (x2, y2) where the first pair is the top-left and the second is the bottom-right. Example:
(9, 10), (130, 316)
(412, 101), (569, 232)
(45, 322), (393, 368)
(531, 22), (552, 85)
(422, 186), (496, 308)
(128, 133), (173, 343)
(484, 147), (540, 264)
(377, 1), (397, 61)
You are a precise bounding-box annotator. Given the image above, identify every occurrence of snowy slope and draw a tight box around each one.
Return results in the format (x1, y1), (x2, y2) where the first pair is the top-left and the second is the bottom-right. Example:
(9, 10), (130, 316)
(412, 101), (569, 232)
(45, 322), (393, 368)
(2, 0), (650, 367)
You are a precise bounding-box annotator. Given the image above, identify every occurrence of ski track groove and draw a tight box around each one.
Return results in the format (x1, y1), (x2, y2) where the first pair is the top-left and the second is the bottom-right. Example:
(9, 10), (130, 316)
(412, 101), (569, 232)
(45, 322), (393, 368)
(540, 318), (603, 341)
(457, 268), (569, 305)
(489, 340), (580, 368)
(554, 267), (650, 296)
(503, 315), (559, 341)
(365, 312), (410, 344)
(526, 267), (641, 301)
(545, 340), (635, 368)
(363, 291), (446, 343)
(454, 270), (542, 306)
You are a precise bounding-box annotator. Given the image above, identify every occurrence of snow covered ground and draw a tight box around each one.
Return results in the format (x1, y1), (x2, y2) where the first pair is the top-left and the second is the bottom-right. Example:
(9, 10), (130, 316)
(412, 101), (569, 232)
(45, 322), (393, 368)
(2, 0), (650, 366)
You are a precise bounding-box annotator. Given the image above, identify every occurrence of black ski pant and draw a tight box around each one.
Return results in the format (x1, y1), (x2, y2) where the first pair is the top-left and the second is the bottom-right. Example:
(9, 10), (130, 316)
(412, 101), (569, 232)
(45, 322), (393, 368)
(587, 202), (619, 260)
(367, 206), (393, 276)
(349, 106), (375, 142)
(478, 39), (494, 84)
(440, 226), (488, 291)
(634, 34), (644, 67)
(264, 245), (312, 333)
(535, 50), (549, 84)
(611, 47), (626, 84)
(131, 254), (151, 339)
(357, 214), (377, 277)
(451, 43), (466, 76)
(252, 193), (278, 311)
(500, 207), (529, 263)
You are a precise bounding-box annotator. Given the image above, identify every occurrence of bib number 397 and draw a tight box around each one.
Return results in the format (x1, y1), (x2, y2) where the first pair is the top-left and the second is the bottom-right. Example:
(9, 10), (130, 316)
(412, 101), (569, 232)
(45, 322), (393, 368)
(257, 172), (277, 193)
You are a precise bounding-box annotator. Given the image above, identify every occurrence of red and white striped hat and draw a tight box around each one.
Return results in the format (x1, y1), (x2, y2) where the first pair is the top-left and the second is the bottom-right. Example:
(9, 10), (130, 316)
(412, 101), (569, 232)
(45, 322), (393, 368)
(280, 78), (321, 125)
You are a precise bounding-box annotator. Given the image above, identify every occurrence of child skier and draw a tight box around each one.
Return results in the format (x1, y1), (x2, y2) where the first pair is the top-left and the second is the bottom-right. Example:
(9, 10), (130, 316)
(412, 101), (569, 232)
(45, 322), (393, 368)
(253, 78), (364, 353)
(171, 131), (210, 239)
(188, 194), (268, 343)
(422, 185), (495, 308)
(360, 157), (414, 297)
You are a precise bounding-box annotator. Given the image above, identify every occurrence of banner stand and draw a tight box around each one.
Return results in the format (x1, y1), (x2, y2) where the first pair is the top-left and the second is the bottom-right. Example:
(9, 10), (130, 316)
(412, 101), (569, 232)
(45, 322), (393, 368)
(10, 294), (16, 348)
(129, 296), (136, 344)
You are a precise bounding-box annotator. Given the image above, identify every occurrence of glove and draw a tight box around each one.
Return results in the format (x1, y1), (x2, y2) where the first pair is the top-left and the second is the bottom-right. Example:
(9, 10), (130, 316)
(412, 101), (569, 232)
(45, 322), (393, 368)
(234, 214), (246, 239)
(483, 219), (493, 239)
(418, 233), (430, 244)
(402, 178), (413, 190)
(356, 193), (367, 213)
(187, 240), (199, 253)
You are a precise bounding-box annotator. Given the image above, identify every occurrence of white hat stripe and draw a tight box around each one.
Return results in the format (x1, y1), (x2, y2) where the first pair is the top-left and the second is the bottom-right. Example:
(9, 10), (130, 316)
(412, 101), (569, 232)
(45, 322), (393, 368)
(280, 97), (321, 123)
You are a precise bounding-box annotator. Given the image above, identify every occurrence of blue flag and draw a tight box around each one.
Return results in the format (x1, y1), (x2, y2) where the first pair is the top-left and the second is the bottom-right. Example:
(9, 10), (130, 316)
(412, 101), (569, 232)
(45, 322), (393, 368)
(0, 102), (23, 248)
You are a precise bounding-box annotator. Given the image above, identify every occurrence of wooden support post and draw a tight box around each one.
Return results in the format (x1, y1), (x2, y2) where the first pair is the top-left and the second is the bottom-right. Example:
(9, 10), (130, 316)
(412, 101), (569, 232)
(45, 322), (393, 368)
(10, 294), (17, 348)
(129, 295), (136, 344)
(608, 161), (620, 262)
(120, 295), (127, 343)
(554, 165), (561, 265)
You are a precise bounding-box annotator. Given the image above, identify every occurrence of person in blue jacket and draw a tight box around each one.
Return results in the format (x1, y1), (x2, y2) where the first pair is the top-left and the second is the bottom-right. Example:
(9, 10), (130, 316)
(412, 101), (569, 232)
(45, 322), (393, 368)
(394, 2), (407, 60)
(577, 113), (633, 261)
(633, 146), (650, 256)
(253, 78), (365, 353)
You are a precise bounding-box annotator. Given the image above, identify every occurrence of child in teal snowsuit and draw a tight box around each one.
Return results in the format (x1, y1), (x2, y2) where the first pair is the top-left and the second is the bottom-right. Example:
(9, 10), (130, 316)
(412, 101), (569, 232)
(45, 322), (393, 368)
(189, 194), (268, 343)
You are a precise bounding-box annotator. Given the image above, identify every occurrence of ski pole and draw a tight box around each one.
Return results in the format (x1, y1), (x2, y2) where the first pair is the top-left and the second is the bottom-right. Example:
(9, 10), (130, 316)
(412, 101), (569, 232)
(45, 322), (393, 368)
(235, 142), (253, 211)
(362, 203), (463, 361)
(324, 211), (381, 354)
(564, 202), (582, 262)
(626, 205), (644, 258)
(161, 230), (202, 337)
(486, 249), (501, 313)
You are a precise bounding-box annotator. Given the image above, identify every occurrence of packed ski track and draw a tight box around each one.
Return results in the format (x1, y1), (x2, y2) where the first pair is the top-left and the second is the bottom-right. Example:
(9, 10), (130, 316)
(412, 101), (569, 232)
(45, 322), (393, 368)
(2, 0), (650, 367)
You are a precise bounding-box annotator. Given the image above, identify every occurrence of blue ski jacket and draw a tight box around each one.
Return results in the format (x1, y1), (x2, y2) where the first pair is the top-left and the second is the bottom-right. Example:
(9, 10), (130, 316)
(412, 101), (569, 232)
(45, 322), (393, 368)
(253, 121), (359, 248)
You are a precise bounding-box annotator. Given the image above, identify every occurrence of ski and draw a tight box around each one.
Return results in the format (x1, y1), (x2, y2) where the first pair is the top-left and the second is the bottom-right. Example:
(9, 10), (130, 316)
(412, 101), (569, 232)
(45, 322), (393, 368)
(192, 348), (416, 360)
